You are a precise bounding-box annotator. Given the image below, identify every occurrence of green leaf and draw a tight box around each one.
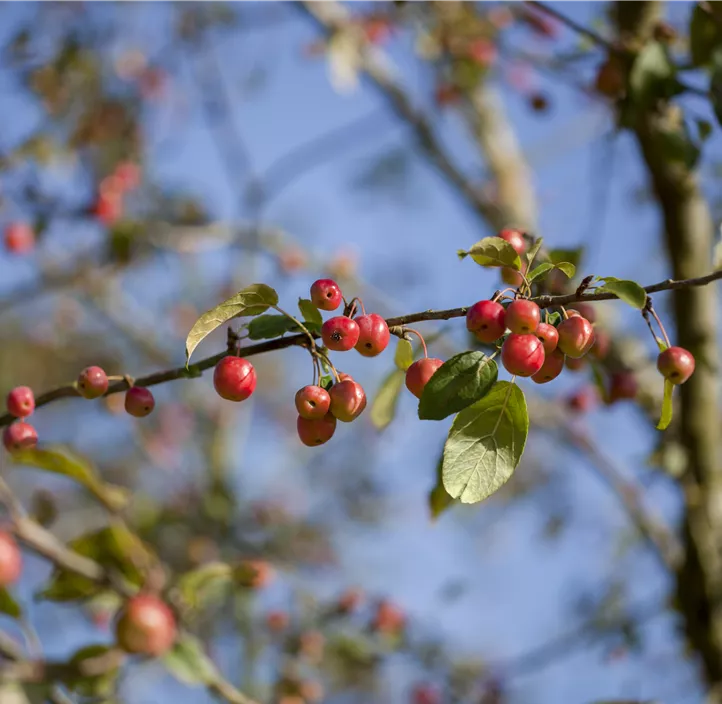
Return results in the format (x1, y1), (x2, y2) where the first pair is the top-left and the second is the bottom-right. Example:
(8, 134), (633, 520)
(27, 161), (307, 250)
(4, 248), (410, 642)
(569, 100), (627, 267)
(0, 588), (20, 618)
(442, 382), (528, 504)
(66, 645), (120, 697)
(10, 448), (129, 512)
(429, 453), (454, 520)
(319, 374), (334, 391)
(527, 262), (553, 283)
(185, 283), (278, 364)
(370, 370), (405, 431)
(394, 338), (414, 370)
(525, 237), (544, 267)
(548, 247), (584, 268)
(298, 298), (323, 327)
(657, 379), (674, 431)
(629, 41), (680, 106)
(0, 683), (50, 704)
(554, 262), (576, 279)
(546, 311), (562, 327)
(696, 118), (713, 142)
(461, 237), (521, 270)
(418, 352), (498, 421)
(176, 562), (232, 613)
(598, 279), (647, 309)
(690, 4), (721, 67)
(247, 314), (298, 340)
(163, 633), (219, 685)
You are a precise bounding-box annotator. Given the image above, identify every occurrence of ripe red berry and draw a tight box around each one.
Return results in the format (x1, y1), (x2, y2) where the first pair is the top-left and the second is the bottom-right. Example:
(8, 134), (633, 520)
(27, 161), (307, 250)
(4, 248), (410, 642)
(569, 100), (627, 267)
(295, 386), (331, 420)
(310, 279), (343, 311)
(124, 387), (155, 417)
(501, 261), (528, 287)
(329, 380), (366, 422)
(354, 314), (390, 357)
(77, 366), (109, 399)
(94, 191), (123, 225)
(466, 300), (506, 343)
(3, 422), (38, 452)
(569, 302), (596, 324)
(505, 300), (540, 334)
(4, 222), (34, 254)
(565, 309), (582, 318)
(657, 346), (695, 385)
(565, 355), (587, 371)
(372, 599), (406, 635)
(591, 329), (610, 360)
(498, 228), (526, 255)
(557, 316), (595, 359)
(535, 322), (559, 353)
(0, 532), (22, 586)
(297, 412), (337, 446)
(115, 594), (176, 656)
(405, 358), (444, 399)
(501, 334), (545, 377)
(321, 316), (360, 351)
(6, 387), (35, 418)
(411, 683), (442, 704)
(531, 349), (565, 384)
(213, 356), (257, 401)
(608, 371), (638, 402)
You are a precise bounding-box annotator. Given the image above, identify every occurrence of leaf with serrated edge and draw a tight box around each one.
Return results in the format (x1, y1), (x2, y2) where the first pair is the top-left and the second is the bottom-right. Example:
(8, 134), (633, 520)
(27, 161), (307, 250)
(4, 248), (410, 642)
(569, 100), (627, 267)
(442, 382), (528, 504)
(419, 352), (498, 421)
(163, 633), (219, 685)
(464, 237), (521, 270)
(370, 370), (405, 431)
(298, 298), (323, 327)
(185, 283), (278, 364)
(599, 279), (646, 309)
(394, 339), (414, 370)
(657, 379), (674, 430)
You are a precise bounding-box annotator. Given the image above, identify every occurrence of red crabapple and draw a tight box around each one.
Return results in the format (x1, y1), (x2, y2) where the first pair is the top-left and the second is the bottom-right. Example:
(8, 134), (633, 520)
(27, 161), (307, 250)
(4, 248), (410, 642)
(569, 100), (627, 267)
(329, 380), (366, 422)
(297, 413), (337, 446)
(411, 683), (442, 704)
(570, 302), (596, 323)
(115, 594), (177, 656)
(405, 358), (444, 399)
(657, 346), (695, 385)
(310, 279), (343, 311)
(321, 316), (360, 351)
(6, 387), (34, 418)
(608, 371), (638, 402)
(213, 357), (256, 401)
(501, 334), (545, 377)
(266, 610), (290, 632)
(3, 422), (38, 452)
(4, 222), (34, 254)
(94, 191), (123, 225)
(557, 316), (595, 358)
(372, 599), (406, 635)
(355, 314), (390, 357)
(591, 329), (610, 360)
(77, 366), (109, 399)
(124, 387), (155, 417)
(531, 349), (565, 384)
(535, 322), (559, 353)
(498, 228), (526, 255)
(466, 300), (506, 343)
(501, 261), (527, 287)
(295, 386), (331, 420)
(504, 300), (540, 334)
(567, 386), (597, 412)
(237, 559), (274, 589)
(0, 532), (22, 586)
(565, 355), (587, 372)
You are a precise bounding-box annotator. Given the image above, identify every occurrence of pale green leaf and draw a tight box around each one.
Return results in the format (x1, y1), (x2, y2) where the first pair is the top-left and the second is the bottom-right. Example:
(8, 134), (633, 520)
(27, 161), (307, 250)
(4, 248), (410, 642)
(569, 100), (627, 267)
(176, 562), (232, 612)
(429, 453), (454, 520)
(525, 237), (544, 267)
(370, 370), (405, 431)
(657, 379), (674, 430)
(554, 262), (576, 279)
(394, 338), (414, 370)
(298, 298), (323, 327)
(163, 633), (219, 685)
(247, 314), (297, 340)
(527, 263), (553, 283)
(599, 279), (647, 309)
(461, 237), (521, 270)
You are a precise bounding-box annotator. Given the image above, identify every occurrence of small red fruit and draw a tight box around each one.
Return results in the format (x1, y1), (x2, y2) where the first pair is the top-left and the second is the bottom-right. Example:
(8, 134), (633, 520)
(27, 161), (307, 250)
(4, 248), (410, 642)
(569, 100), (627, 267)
(266, 610), (290, 632)
(321, 316), (360, 351)
(237, 559), (274, 589)
(608, 371), (638, 402)
(310, 279), (343, 311)
(6, 387), (35, 418)
(115, 594), (176, 656)
(466, 300), (506, 343)
(355, 314), (390, 357)
(557, 316), (595, 359)
(329, 380), (366, 422)
(411, 683), (442, 704)
(504, 300), (540, 334)
(405, 358), (444, 399)
(4, 222), (34, 254)
(113, 162), (141, 191)
(591, 329), (610, 360)
(213, 356), (257, 401)
(657, 346), (695, 385)
(531, 349), (565, 384)
(295, 386), (331, 420)
(0, 532), (22, 586)
(372, 599), (406, 635)
(569, 303), (596, 324)
(77, 366), (109, 399)
(337, 587), (364, 613)
(501, 261), (528, 287)
(567, 386), (597, 413)
(498, 228), (526, 255)
(297, 413), (337, 446)
(468, 38), (497, 66)
(535, 322), (559, 353)
(3, 422), (38, 452)
(501, 334), (545, 377)
(565, 355), (587, 372)
(124, 387), (155, 417)
(94, 191), (123, 225)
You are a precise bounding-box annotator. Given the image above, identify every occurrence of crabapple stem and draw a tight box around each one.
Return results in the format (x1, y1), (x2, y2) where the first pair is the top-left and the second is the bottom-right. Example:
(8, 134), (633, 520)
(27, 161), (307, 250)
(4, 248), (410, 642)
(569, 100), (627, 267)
(404, 328), (428, 358)
(273, 305), (316, 350)
(649, 307), (671, 348)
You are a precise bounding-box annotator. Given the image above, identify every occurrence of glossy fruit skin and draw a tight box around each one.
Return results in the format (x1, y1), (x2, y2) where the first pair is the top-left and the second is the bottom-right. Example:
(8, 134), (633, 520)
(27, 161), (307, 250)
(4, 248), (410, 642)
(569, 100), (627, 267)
(77, 366), (109, 399)
(557, 316), (595, 359)
(124, 387), (155, 417)
(535, 322), (559, 353)
(355, 314), (390, 357)
(466, 300), (506, 343)
(498, 228), (526, 255)
(297, 413), (337, 446)
(3, 422), (38, 452)
(295, 386), (331, 420)
(657, 346), (695, 385)
(310, 279), (342, 311)
(4, 222), (34, 254)
(501, 334), (545, 377)
(115, 594), (177, 656)
(329, 380), (366, 422)
(405, 358), (444, 399)
(531, 349), (565, 384)
(213, 357), (257, 401)
(6, 387), (35, 418)
(321, 317), (360, 352)
(505, 300), (540, 334)
(0, 532), (22, 586)
(570, 302), (596, 324)
(608, 371), (638, 402)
